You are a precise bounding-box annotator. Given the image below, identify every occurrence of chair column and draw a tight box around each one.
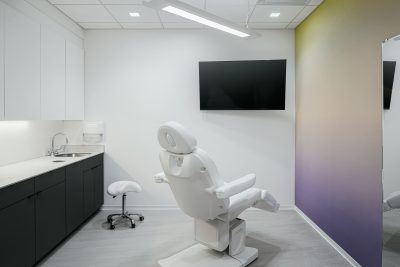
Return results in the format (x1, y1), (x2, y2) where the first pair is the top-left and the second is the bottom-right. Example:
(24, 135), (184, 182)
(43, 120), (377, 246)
(122, 193), (126, 214)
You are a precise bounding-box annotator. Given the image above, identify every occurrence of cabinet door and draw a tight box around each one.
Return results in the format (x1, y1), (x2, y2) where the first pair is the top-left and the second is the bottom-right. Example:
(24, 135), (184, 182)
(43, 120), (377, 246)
(93, 164), (104, 210)
(36, 182), (66, 260)
(4, 5), (40, 120)
(0, 4), (4, 121)
(41, 26), (66, 120)
(66, 163), (84, 235)
(66, 41), (84, 120)
(0, 197), (35, 267)
(83, 169), (95, 218)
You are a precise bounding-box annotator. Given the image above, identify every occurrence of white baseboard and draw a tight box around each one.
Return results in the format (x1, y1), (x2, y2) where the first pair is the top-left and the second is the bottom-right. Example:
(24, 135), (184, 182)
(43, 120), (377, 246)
(294, 206), (361, 267)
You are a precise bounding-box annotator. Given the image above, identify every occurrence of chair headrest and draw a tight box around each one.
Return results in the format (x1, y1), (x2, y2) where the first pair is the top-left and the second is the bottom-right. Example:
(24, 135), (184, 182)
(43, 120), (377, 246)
(158, 121), (197, 154)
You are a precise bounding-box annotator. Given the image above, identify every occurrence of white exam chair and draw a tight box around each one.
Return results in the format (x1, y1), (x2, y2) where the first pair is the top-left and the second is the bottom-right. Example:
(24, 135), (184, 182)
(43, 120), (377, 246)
(154, 121), (279, 267)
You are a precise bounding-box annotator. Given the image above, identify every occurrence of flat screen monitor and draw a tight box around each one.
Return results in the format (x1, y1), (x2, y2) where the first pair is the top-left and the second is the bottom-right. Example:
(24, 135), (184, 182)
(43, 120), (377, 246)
(199, 60), (286, 110)
(383, 61), (397, 110)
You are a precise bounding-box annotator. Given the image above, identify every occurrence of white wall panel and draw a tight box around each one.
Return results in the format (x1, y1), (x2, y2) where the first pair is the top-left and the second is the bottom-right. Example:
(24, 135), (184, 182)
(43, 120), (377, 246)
(84, 29), (296, 208)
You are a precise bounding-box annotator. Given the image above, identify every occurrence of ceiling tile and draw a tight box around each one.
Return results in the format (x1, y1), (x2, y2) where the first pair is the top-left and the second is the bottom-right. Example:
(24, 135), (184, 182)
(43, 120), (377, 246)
(79, 22), (122, 29)
(247, 22), (289, 29)
(206, 4), (249, 23)
(105, 5), (160, 22)
(163, 22), (203, 29)
(100, 0), (143, 3)
(308, 0), (323, 5)
(205, 0), (258, 5)
(180, 0), (205, 9)
(257, 0), (309, 5)
(49, 0), (101, 4)
(250, 5), (303, 22)
(292, 5), (316, 22)
(121, 22), (163, 29)
(56, 4), (116, 22)
(286, 21), (300, 28)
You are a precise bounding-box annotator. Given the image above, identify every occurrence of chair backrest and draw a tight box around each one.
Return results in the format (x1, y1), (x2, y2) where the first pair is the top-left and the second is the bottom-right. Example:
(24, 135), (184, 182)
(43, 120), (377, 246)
(158, 122), (229, 220)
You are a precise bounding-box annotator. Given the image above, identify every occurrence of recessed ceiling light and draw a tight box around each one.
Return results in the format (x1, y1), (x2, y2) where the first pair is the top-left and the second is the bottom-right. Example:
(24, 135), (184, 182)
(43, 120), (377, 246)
(129, 12), (140, 17)
(270, 13), (281, 18)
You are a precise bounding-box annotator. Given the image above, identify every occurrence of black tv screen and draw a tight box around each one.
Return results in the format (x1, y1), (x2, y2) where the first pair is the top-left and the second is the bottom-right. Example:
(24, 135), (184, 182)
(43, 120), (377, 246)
(383, 61), (396, 110)
(199, 60), (286, 110)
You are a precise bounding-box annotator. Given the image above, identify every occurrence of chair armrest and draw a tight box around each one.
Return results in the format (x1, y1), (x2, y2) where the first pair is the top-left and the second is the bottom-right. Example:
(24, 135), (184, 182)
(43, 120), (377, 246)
(154, 172), (169, 184)
(214, 173), (256, 199)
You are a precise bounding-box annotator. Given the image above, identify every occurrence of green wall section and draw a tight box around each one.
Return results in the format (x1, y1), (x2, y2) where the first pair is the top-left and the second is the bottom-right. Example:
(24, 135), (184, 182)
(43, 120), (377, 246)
(295, 0), (400, 266)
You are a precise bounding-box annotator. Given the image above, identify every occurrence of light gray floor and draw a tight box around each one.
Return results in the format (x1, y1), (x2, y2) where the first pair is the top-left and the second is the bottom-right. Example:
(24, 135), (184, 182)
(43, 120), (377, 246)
(38, 210), (351, 267)
(383, 209), (400, 267)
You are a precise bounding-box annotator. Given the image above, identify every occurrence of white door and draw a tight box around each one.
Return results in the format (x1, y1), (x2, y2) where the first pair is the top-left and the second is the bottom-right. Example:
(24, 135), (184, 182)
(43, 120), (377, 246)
(41, 26), (66, 120)
(0, 4), (4, 121)
(66, 41), (84, 120)
(4, 5), (41, 120)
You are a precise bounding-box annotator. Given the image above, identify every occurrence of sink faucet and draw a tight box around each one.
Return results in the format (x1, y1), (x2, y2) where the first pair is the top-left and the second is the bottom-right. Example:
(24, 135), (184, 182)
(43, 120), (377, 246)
(49, 132), (69, 156)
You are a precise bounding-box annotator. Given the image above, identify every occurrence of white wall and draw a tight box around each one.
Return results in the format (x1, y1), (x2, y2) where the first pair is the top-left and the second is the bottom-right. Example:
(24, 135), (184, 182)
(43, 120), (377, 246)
(84, 29), (295, 209)
(383, 39), (400, 198)
(0, 121), (64, 166)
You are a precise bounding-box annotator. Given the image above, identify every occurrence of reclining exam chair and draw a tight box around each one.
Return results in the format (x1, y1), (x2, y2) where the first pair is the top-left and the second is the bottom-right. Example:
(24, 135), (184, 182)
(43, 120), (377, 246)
(154, 121), (280, 267)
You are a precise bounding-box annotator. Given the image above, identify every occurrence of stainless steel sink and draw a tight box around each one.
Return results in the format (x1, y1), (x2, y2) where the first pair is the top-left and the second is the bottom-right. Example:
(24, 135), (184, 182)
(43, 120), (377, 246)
(54, 153), (91, 158)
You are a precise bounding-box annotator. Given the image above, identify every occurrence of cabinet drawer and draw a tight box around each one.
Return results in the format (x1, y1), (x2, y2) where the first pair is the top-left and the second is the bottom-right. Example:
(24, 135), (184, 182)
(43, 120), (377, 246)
(35, 168), (65, 192)
(83, 154), (103, 170)
(0, 179), (34, 210)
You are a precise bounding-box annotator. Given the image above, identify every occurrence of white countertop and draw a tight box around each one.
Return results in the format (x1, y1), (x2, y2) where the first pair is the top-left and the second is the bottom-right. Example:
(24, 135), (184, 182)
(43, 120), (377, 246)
(0, 150), (104, 189)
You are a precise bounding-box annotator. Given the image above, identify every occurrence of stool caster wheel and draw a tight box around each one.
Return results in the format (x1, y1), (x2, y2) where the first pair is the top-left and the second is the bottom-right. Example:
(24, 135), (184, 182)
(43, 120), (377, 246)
(139, 216), (144, 221)
(110, 224), (115, 230)
(131, 223), (136, 229)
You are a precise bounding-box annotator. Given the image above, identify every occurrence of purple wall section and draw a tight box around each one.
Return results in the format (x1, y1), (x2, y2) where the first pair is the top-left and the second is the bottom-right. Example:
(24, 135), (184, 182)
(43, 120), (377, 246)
(296, 157), (382, 266)
(295, 1), (400, 266)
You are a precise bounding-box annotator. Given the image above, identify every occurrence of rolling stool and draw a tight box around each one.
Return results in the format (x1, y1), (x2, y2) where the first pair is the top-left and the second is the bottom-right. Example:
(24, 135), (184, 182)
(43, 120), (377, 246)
(107, 181), (144, 229)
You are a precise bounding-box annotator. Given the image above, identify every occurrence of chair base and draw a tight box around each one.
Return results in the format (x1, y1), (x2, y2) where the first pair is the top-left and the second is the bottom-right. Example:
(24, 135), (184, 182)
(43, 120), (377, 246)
(107, 212), (144, 229)
(158, 244), (258, 267)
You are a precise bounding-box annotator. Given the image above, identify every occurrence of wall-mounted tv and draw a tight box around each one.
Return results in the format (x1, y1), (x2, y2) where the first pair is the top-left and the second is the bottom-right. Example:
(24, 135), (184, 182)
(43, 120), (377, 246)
(383, 61), (397, 110)
(199, 60), (286, 110)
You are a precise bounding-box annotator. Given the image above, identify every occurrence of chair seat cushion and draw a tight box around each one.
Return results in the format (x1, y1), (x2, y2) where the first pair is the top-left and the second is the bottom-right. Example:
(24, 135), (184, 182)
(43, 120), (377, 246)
(107, 181), (142, 196)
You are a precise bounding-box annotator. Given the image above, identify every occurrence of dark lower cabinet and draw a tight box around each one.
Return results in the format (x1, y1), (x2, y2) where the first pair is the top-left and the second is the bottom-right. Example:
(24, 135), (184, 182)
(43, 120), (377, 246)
(83, 169), (95, 218)
(0, 153), (103, 266)
(94, 164), (104, 210)
(0, 196), (35, 267)
(66, 162), (85, 235)
(83, 156), (104, 219)
(35, 181), (66, 260)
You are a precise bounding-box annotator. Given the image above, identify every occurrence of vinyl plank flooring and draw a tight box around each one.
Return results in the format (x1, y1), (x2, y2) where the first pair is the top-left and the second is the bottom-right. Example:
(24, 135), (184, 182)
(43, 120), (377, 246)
(38, 210), (351, 267)
(383, 209), (400, 267)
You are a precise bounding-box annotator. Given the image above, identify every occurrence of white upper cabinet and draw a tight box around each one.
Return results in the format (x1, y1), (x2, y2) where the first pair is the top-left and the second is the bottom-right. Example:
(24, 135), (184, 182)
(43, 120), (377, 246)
(41, 26), (66, 120)
(0, 5), (4, 121)
(4, 5), (41, 120)
(66, 41), (84, 120)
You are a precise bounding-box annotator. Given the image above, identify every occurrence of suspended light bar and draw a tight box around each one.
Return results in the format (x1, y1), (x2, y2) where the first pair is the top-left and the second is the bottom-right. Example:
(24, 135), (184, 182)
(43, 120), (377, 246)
(143, 0), (260, 38)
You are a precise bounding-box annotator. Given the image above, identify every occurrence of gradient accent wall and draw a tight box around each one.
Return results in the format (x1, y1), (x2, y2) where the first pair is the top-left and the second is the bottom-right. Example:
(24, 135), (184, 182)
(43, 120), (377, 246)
(295, 0), (400, 266)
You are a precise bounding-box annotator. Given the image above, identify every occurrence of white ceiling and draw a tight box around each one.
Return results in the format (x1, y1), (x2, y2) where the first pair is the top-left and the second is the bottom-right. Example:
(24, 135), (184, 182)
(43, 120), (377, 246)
(48, 0), (324, 30)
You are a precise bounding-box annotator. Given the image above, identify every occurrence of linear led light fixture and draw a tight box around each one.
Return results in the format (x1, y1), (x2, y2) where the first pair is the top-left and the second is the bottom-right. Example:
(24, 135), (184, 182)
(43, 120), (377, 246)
(143, 0), (260, 38)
